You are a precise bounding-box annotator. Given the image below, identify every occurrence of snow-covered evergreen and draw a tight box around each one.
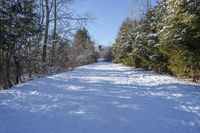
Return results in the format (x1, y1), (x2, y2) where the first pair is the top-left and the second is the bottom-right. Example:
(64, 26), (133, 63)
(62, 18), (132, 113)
(113, 0), (200, 81)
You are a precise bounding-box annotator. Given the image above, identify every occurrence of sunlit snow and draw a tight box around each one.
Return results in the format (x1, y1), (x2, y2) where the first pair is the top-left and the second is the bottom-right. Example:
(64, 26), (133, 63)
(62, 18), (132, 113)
(0, 62), (200, 133)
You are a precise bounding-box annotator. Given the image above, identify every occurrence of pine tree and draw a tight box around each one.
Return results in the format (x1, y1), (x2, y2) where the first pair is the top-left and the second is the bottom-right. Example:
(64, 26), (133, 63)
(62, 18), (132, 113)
(72, 28), (97, 66)
(74, 28), (94, 50)
(131, 8), (158, 70)
(160, 0), (200, 80)
(113, 18), (135, 66)
(0, 0), (41, 88)
(0, 0), (22, 88)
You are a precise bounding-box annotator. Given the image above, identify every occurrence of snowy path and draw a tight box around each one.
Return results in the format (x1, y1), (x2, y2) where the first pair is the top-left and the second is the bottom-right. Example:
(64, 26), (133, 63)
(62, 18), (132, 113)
(0, 62), (200, 133)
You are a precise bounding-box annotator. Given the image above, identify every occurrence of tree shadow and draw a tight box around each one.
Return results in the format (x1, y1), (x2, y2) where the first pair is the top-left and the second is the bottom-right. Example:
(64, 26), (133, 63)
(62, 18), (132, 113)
(0, 62), (200, 133)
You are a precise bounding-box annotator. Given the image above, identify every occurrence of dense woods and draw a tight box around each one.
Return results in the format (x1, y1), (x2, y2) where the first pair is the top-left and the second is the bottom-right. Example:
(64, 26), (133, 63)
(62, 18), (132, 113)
(0, 1), (200, 132)
(113, 0), (200, 82)
(1, 0), (199, 90)
(0, 0), (97, 89)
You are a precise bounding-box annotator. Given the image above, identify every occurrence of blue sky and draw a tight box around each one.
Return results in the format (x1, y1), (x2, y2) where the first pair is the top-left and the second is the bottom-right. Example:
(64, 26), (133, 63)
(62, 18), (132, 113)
(74, 0), (157, 46)
(74, 0), (129, 46)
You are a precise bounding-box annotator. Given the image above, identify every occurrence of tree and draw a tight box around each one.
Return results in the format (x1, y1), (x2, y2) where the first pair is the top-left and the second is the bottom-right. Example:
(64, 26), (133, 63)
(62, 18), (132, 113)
(113, 18), (135, 66)
(160, 0), (200, 80)
(0, 0), (23, 88)
(133, 6), (167, 72)
(42, 0), (50, 70)
(71, 28), (97, 67)
(51, 0), (57, 66)
(0, 0), (93, 89)
(128, 0), (151, 19)
(0, 0), (41, 88)
(42, 0), (89, 69)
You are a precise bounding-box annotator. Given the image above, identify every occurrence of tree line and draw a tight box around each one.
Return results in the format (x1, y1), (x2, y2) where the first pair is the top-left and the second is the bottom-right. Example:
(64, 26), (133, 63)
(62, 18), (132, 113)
(0, 0), (97, 89)
(113, 0), (200, 82)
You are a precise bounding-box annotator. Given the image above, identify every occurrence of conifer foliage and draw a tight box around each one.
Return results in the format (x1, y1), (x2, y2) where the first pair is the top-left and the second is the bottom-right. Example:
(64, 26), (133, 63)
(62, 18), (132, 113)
(160, 0), (200, 80)
(113, 18), (135, 66)
(0, 0), (96, 89)
(113, 0), (200, 82)
(71, 28), (97, 67)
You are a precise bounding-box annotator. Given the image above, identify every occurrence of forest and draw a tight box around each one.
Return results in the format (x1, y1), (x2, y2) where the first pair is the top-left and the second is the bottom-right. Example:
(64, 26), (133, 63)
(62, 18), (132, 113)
(113, 0), (200, 82)
(0, 0), (200, 132)
(1, 0), (200, 90)
(0, 0), (97, 89)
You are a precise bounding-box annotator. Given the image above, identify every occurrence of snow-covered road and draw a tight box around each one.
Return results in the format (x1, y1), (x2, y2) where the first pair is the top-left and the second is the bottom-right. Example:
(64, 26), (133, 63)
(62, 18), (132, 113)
(0, 62), (200, 133)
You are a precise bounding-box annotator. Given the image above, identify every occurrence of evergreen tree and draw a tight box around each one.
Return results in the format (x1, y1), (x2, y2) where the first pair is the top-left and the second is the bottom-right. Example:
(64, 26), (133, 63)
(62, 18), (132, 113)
(132, 8), (161, 70)
(0, 0), (41, 88)
(113, 0), (199, 82)
(0, 0), (24, 88)
(113, 18), (135, 66)
(0, 0), (93, 89)
(72, 28), (97, 66)
(74, 28), (94, 50)
(160, 0), (200, 80)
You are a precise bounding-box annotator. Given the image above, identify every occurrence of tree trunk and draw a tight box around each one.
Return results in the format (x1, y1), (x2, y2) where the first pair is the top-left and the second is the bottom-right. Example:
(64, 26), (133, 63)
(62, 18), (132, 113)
(14, 56), (21, 84)
(0, 50), (4, 89)
(5, 51), (12, 88)
(51, 0), (57, 66)
(42, 0), (49, 70)
(40, 0), (45, 25)
(15, 63), (20, 84)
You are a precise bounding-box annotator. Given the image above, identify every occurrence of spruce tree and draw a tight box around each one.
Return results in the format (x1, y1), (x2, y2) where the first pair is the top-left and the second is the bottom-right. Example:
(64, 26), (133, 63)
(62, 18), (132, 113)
(160, 0), (200, 80)
(113, 18), (135, 66)
(73, 28), (96, 65)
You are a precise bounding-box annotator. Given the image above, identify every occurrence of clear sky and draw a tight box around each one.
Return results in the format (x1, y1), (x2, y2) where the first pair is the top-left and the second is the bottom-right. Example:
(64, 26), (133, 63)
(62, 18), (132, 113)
(74, 0), (129, 46)
(74, 0), (157, 46)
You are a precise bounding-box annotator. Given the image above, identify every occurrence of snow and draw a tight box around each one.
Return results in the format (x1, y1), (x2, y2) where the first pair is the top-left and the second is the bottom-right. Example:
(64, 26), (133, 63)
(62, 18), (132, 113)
(148, 33), (157, 38)
(0, 62), (200, 133)
(147, 39), (156, 45)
